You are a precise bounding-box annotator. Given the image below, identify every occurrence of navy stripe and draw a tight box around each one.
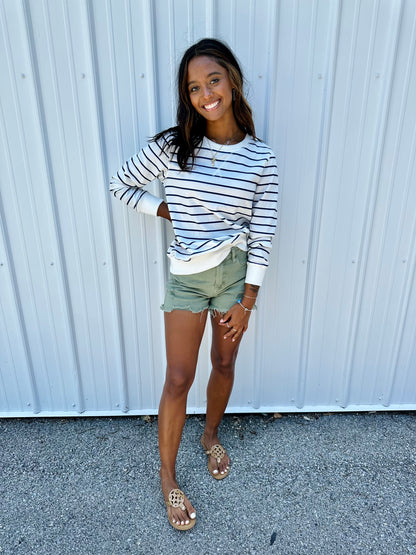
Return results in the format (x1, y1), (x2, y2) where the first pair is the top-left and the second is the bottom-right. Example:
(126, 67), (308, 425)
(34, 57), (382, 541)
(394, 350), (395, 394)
(125, 160), (141, 185)
(165, 193), (251, 208)
(141, 149), (160, 176)
(130, 157), (152, 183)
(148, 143), (168, 170)
(110, 133), (278, 276)
(166, 180), (254, 197)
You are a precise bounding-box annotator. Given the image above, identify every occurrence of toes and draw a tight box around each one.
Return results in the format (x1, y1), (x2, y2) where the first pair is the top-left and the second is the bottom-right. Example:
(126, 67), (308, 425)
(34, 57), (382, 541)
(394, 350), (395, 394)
(213, 454), (230, 475)
(170, 507), (190, 526)
(184, 496), (196, 520)
(169, 495), (195, 527)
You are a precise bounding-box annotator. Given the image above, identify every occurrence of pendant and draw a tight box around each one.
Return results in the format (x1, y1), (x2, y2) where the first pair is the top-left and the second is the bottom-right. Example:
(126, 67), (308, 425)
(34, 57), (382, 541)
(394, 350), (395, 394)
(211, 157), (216, 167)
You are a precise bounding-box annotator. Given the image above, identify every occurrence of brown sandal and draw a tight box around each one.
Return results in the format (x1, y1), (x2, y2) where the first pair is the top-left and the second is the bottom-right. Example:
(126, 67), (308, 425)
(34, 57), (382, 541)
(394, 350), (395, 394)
(165, 488), (196, 531)
(200, 437), (230, 480)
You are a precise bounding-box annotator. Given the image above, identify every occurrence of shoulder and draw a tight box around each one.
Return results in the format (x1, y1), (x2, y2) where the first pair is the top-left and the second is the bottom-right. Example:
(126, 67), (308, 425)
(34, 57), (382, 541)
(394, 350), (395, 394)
(242, 136), (277, 165)
(150, 127), (179, 153)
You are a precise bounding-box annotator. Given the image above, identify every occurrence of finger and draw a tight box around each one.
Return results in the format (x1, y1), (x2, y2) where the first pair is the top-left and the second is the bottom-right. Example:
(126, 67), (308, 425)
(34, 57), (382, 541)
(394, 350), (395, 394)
(223, 328), (234, 340)
(223, 324), (238, 340)
(219, 311), (232, 325)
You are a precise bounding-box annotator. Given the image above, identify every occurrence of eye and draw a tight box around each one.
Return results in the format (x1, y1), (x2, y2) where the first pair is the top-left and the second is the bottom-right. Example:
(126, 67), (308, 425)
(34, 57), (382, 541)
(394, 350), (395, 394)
(189, 85), (199, 94)
(210, 78), (220, 85)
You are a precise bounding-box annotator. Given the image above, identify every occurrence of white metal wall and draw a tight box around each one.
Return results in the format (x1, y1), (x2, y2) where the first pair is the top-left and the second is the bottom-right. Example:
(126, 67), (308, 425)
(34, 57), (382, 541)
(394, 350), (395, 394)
(1, 0), (415, 417)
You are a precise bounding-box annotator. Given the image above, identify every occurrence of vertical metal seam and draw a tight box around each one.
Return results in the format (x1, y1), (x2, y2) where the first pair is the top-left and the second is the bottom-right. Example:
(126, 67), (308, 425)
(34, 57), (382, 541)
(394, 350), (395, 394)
(105, 0), (140, 409)
(0, 3), (40, 412)
(142, 0), (167, 409)
(0, 0), (63, 412)
(168, 0), (176, 123)
(60, 0), (112, 408)
(205, 0), (215, 36)
(336, 0), (382, 407)
(22, 0), (87, 413)
(381, 6), (416, 405)
(252, 0), (279, 409)
(296, 0), (342, 408)
(124, 0), (144, 411)
(339, 0), (405, 407)
(84, 0), (130, 412)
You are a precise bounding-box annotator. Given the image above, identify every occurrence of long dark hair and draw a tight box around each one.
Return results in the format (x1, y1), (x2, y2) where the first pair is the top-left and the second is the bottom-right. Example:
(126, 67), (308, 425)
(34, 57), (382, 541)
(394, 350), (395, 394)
(153, 38), (256, 170)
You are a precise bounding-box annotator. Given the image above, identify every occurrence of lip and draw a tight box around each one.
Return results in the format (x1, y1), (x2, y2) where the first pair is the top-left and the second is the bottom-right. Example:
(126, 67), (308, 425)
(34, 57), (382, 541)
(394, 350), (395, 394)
(203, 99), (221, 112)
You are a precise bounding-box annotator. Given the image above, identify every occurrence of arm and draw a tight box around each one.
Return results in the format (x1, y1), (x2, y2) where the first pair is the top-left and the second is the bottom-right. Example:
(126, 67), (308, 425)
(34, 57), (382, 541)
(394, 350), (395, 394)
(219, 282), (259, 342)
(219, 151), (278, 341)
(245, 152), (279, 286)
(157, 201), (171, 222)
(109, 137), (171, 217)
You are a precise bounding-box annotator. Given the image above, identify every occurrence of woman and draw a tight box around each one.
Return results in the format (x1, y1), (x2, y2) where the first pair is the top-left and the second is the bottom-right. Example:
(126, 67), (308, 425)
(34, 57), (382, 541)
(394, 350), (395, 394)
(110, 38), (278, 530)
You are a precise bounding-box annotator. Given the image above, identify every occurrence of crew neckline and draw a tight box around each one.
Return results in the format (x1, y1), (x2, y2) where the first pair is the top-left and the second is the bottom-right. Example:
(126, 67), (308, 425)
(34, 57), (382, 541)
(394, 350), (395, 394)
(204, 134), (250, 152)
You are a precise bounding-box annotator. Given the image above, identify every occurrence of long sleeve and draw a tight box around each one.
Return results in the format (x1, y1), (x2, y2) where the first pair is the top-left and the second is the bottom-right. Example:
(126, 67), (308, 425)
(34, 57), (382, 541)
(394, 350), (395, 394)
(109, 136), (172, 216)
(245, 152), (279, 286)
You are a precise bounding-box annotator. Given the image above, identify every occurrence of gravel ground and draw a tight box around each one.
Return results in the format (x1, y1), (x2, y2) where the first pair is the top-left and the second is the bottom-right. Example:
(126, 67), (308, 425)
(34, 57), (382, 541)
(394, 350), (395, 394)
(0, 412), (415, 555)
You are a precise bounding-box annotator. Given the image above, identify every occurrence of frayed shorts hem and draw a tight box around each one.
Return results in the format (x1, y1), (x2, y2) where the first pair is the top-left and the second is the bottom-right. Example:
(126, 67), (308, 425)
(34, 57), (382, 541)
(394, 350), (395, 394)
(160, 305), (228, 317)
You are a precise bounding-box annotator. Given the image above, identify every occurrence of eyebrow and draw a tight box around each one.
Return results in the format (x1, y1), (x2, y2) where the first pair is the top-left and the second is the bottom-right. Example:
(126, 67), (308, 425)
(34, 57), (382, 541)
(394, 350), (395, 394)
(188, 71), (222, 86)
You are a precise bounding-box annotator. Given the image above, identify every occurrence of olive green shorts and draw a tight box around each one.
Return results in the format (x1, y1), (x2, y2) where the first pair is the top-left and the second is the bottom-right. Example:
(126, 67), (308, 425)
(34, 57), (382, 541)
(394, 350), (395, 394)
(161, 247), (247, 314)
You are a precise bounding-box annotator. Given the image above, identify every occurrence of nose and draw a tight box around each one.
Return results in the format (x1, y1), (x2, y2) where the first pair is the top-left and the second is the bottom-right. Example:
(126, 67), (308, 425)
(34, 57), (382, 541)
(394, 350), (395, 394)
(201, 84), (212, 98)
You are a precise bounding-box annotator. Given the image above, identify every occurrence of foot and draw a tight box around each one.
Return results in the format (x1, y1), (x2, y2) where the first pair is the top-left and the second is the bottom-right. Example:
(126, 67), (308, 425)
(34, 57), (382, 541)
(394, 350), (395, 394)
(201, 432), (230, 478)
(160, 469), (196, 529)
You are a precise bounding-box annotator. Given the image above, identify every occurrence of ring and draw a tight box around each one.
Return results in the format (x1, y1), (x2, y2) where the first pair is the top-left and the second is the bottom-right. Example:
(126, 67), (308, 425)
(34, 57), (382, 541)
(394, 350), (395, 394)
(226, 323), (231, 328)
(232, 328), (237, 332)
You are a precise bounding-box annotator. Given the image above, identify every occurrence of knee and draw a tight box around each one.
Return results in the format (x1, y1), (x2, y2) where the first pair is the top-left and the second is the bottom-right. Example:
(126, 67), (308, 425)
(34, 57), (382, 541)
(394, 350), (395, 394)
(164, 366), (195, 397)
(211, 352), (236, 377)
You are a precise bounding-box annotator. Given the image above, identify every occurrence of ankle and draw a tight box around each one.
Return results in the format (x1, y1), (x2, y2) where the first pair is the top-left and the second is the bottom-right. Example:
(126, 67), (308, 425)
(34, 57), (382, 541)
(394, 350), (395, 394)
(202, 429), (219, 444)
(159, 467), (176, 483)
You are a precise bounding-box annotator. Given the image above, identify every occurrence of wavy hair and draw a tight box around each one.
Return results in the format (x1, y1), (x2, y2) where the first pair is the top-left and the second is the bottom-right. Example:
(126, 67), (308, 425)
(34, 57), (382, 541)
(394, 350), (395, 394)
(153, 38), (256, 170)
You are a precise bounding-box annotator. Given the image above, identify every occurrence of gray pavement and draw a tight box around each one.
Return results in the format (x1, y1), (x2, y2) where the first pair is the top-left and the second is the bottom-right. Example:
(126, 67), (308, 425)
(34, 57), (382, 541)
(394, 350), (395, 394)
(0, 412), (415, 555)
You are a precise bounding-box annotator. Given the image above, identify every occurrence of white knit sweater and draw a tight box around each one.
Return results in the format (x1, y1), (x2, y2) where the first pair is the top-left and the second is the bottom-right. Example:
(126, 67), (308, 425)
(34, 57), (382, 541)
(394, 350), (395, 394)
(110, 134), (278, 286)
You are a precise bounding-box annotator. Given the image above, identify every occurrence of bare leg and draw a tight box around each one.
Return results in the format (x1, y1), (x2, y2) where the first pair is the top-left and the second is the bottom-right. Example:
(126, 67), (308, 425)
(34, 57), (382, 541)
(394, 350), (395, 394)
(202, 312), (242, 476)
(159, 309), (207, 526)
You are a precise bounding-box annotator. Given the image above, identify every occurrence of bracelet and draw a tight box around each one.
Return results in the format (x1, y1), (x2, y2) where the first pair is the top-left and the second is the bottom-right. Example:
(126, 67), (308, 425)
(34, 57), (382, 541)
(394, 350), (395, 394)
(243, 294), (257, 300)
(237, 299), (257, 312)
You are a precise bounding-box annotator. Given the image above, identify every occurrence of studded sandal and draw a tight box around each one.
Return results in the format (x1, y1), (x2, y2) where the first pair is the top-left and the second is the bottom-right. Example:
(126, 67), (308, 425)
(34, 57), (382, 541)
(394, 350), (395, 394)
(165, 488), (196, 531)
(200, 437), (230, 480)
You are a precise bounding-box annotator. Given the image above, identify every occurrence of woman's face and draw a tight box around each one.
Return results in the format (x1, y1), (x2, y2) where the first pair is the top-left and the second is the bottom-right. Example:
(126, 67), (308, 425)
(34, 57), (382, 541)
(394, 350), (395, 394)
(187, 56), (234, 124)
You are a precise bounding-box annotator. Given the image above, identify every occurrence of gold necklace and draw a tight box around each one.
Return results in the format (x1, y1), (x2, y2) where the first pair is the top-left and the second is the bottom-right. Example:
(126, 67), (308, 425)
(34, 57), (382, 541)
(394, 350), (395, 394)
(206, 132), (245, 167)
(207, 140), (229, 167)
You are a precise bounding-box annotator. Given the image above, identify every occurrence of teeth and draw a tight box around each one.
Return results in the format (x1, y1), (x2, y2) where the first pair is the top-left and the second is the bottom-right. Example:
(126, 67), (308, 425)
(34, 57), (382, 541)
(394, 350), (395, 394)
(204, 100), (220, 110)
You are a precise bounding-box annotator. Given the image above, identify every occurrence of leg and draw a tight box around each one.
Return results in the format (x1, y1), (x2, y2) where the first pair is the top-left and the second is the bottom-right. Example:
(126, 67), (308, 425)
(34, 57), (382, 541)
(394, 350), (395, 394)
(202, 311), (242, 476)
(159, 309), (207, 527)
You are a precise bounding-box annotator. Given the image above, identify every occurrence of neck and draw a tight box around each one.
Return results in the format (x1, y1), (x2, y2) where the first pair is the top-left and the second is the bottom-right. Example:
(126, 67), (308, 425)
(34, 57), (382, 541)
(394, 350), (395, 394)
(206, 120), (244, 145)
(206, 129), (245, 145)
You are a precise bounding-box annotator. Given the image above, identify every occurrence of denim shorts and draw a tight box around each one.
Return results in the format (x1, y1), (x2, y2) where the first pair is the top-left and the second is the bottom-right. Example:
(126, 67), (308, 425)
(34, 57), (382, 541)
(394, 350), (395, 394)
(161, 247), (247, 314)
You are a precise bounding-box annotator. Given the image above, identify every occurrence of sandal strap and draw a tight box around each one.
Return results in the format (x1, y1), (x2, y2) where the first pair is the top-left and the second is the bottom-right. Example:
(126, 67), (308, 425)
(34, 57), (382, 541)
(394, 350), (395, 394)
(204, 443), (226, 464)
(166, 488), (186, 511)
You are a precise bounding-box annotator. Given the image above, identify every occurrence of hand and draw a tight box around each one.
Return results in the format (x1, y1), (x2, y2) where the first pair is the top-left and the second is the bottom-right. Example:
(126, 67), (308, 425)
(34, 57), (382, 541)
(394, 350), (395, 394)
(157, 201), (171, 222)
(218, 303), (251, 342)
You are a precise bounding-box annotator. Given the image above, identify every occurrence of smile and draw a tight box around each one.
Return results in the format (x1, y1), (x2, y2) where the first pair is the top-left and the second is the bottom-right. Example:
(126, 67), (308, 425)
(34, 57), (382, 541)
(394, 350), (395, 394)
(203, 99), (221, 111)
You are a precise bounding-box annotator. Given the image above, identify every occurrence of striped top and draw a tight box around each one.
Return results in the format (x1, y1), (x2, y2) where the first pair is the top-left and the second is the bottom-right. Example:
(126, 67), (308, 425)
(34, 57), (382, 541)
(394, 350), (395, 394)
(109, 133), (278, 286)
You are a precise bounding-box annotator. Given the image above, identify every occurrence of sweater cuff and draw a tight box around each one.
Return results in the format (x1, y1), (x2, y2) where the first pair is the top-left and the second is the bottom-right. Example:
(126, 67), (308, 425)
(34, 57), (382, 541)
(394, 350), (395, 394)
(245, 263), (267, 287)
(137, 192), (164, 216)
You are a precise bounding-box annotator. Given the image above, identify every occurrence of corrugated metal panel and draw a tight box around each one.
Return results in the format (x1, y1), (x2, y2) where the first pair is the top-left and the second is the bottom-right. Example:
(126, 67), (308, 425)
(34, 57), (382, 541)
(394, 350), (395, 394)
(0, 0), (415, 417)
